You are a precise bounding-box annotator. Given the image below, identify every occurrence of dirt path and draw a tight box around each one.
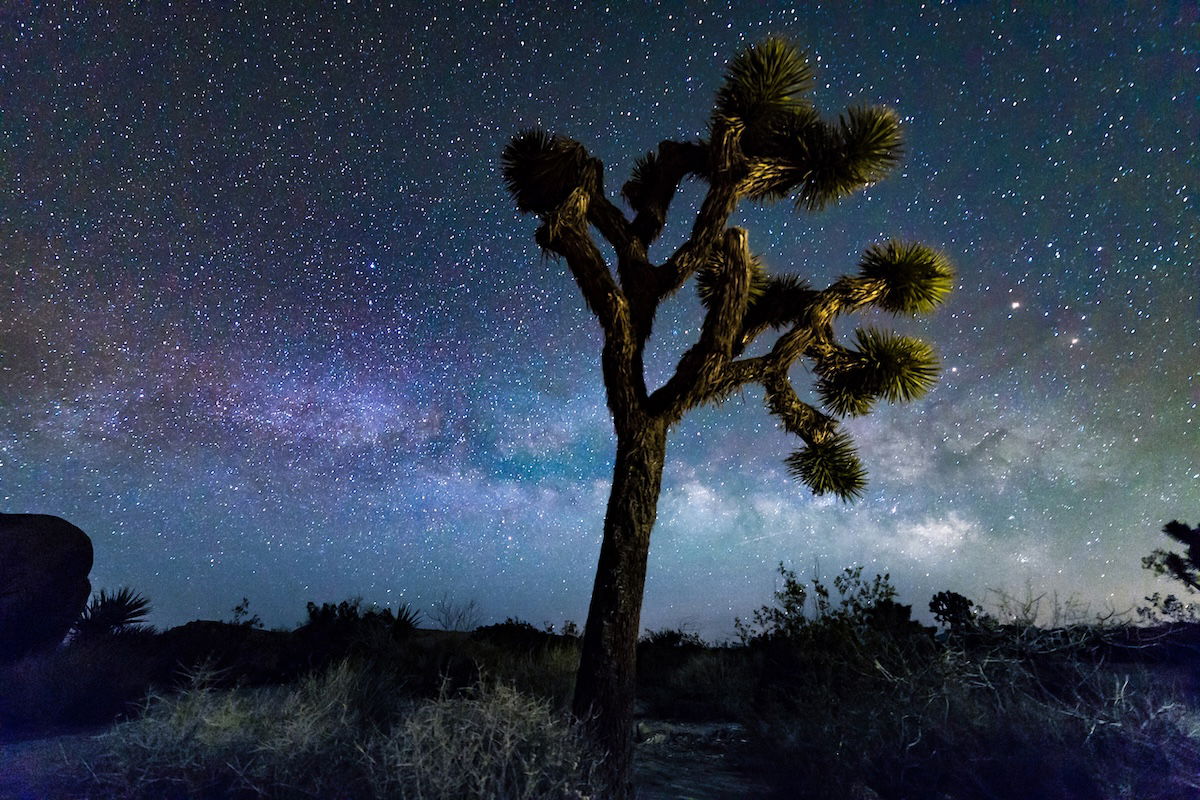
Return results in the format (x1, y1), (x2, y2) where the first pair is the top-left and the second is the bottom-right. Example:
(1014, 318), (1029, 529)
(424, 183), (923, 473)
(633, 720), (771, 799)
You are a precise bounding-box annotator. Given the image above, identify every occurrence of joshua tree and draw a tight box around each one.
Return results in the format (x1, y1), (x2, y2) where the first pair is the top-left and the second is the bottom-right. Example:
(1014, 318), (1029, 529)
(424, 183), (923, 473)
(502, 37), (953, 795)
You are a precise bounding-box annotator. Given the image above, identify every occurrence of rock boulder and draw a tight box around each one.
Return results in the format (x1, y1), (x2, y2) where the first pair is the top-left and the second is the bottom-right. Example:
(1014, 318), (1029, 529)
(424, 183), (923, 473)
(0, 513), (93, 662)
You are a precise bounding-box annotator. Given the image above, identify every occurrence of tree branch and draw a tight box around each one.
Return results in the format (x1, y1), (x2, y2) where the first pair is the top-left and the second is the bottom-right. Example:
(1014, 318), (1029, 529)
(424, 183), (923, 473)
(650, 227), (752, 420)
(762, 368), (836, 444)
(587, 193), (658, 338)
(536, 192), (623, 330)
(654, 124), (747, 300)
(706, 354), (771, 402)
(622, 140), (707, 247)
(537, 167), (643, 418)
(734, 274), (818, 355)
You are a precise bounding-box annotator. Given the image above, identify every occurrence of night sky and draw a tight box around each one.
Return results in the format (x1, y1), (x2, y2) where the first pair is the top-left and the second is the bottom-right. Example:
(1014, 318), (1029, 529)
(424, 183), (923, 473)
(3, 3), (1196, 637)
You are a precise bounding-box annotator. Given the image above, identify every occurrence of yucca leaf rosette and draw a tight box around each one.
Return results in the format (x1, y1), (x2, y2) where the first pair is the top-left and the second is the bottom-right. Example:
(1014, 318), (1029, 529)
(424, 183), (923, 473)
(785, 431), (867, 501)
(859, 240), (955, 315)
(501, 129), (589, 215)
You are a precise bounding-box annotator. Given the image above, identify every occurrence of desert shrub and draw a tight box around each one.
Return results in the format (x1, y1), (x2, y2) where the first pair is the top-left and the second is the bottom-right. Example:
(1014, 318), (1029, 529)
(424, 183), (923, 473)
(226, 597), (264, 629)
(301, 597), (420, 640)
(290, 598), (425, 677)
(542, 619), (581, 639)
(735, 564), (914, 646)
(638, 647), (758, 722)
(1138, 592), (1200, 623)
(635, 627), (740, 721)
(929, 589), (977, 631)
(85, 661), (377, 799)
(473, 617), (557, 651)
(428, 594), (482, 632)
(462, 618), (583, 709)
(85, 660), (602, 800)
(362, 681), (603, 799)
(640, 627), (707, 649)
(735, 570), (1200, 799)
(481, 639), (581, 711)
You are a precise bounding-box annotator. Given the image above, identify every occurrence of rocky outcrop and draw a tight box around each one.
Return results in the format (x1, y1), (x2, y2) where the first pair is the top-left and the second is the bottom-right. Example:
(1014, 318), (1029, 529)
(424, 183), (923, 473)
(0, 513), (93, 662)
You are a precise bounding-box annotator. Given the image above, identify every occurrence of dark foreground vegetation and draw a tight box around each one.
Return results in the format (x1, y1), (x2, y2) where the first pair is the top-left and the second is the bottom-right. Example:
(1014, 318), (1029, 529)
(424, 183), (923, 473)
(3, 567), (1200, 800)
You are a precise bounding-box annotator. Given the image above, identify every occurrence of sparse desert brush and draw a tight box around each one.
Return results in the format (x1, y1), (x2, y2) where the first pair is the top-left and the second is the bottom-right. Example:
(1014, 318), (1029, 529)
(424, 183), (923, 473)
(86, 661), (379, 799)
(84, 659), (603, 800)
(467, 620), (582, 709)
(742, 634), (1200, 799)
(473, 638), (581, 710)
(362, 680), (603, 800)
(733, 570), (1200, 799)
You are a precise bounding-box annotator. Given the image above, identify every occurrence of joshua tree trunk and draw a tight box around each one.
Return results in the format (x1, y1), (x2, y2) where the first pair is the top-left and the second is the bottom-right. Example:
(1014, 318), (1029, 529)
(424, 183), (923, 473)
(572, 419), (668, 796)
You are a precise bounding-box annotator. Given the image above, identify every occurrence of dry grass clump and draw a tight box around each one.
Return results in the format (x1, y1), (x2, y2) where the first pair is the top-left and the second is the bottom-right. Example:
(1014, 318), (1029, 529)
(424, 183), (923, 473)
(81, 658), (603, 800)
(361, 681), (601, 799)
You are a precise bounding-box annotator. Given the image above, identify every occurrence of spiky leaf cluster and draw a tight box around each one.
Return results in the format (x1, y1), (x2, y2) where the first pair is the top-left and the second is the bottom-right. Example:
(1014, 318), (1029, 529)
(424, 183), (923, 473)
(816, 368), (876, 418)
(785, 432), (867, 501)
(72, 587), (152, 641)
(734, 104), (902, 210)
(860, 240), (955, 315)
(696, 253), (769, 308)
(739, 274), (817, 345)
(715, 37), (814, 126)
(792, 106), (903, 210)
(622, 149), (661, 210)
(816, 328), (940, 417)
(501, 129), (588, 215)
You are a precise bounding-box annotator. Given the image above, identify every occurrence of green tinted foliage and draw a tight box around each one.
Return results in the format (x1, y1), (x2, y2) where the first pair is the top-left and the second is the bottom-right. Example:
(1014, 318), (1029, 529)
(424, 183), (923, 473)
(859, 240), (955, 315)
(784, 431), (867, 500)
(715, 37), (814, 125)
(816, 327), (940, 417)
(792, 106), (903, 210)
(855, 327), (941, 403)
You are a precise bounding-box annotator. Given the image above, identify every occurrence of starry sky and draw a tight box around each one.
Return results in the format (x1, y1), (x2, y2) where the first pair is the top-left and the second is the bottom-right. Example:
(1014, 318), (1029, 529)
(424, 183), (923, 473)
(3, 2), (1196, 637)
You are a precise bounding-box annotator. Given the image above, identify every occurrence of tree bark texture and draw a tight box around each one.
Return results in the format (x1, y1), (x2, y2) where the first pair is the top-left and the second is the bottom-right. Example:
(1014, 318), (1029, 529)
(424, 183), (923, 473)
(572, 418), (669, 799)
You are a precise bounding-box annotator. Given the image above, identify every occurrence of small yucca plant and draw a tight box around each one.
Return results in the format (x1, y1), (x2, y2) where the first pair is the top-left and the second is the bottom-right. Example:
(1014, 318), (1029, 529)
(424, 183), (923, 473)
(71, 587), (152, 642)
(391, 602), (423, 633)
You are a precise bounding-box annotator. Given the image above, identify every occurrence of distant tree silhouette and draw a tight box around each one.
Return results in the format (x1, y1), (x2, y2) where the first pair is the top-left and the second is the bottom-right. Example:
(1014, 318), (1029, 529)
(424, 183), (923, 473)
(501, 37), (953, 796)
(1144, 520), (1200, 593)
(930, 589), (978, 632)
